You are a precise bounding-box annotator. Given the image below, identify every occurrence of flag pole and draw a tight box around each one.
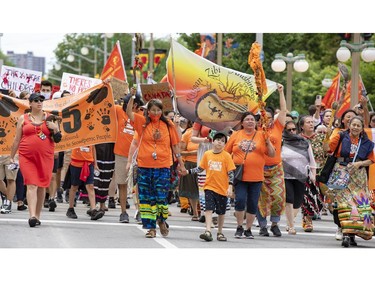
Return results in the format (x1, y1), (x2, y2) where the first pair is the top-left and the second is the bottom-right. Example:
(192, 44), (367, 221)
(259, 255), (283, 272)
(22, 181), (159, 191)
(359, 74), (374, 112)
(170, 36), (179, 114)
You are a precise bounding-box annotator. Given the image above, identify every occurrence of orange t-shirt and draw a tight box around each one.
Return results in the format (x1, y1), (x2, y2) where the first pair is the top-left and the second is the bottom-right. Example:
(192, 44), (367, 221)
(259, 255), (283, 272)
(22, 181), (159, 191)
(71, 146), (95, 168)
(114, 106), (145, 157)
(181, 128), (199, 163)
(224, 129), (268, 182)
(264, 119), (283, 166)
(199, 150), (236, 196)
(134, 119), (180, 168)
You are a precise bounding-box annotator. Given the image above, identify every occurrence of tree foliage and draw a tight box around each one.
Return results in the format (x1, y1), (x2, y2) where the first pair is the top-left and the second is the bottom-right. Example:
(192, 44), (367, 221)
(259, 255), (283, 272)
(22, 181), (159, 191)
(12, 33), (373, 114)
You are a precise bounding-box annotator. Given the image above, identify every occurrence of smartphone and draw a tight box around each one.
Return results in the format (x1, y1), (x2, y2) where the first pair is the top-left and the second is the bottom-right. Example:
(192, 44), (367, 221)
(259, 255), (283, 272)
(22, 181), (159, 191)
(315, 95), (322, 106)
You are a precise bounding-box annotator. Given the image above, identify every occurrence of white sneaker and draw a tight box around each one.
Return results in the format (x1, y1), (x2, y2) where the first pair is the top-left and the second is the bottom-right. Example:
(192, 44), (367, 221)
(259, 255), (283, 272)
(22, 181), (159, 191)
(335, 227), (343, 241)
(0, 199), (12, 214)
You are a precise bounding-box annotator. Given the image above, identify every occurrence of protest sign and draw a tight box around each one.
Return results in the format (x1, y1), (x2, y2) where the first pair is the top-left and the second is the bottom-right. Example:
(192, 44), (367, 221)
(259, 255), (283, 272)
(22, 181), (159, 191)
(60, 72), (102, 95)
(140, 82), (172, 111)
(0, 65), (42, 96)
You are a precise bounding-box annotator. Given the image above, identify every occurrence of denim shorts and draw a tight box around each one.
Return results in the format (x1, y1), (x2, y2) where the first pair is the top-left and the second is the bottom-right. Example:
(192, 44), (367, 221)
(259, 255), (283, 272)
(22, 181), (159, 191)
(234, 181), (262, 214)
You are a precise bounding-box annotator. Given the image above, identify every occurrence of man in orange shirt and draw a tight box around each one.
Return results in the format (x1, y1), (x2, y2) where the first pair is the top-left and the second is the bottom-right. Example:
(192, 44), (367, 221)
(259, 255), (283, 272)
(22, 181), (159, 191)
(113, 93), (144, 223)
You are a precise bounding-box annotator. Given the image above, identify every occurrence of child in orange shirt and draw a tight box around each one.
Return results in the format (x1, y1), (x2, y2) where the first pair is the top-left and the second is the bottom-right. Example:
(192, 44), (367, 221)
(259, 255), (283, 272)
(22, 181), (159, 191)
(66, 146), (102, 220)
(182, 132), (236, 241)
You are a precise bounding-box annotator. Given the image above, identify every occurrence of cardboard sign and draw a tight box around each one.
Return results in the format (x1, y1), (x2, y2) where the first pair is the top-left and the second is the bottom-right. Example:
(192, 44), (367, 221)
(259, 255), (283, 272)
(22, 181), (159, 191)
(109, 77), (129, 101)
(140, 82), (172, 111)
(60, 72), (102, 95)
(0, 83), (117, 155)
(0, 65), (42, 96)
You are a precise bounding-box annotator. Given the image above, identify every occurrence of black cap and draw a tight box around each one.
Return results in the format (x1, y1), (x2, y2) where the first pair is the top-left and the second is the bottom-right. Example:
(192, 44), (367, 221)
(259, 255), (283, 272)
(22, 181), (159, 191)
(29, 93), (45, 102)
(213, 131), (228, 143)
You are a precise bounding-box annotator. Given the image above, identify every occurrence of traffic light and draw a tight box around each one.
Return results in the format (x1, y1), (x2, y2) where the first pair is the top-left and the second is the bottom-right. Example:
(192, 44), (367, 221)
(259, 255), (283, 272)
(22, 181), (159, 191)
(338, 33), (351, 41)
(363, 33), (373, 41)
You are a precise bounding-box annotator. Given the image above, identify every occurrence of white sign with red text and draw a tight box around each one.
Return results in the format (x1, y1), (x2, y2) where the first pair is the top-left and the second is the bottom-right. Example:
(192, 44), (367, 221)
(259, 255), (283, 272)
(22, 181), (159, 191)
(0, 65), (42, 95)
(60, 72), (101, 95)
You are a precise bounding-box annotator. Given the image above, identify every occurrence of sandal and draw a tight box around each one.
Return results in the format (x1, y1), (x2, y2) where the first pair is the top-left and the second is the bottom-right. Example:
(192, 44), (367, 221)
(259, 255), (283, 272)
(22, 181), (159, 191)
(157, 220), (169, 237)
(288, 227), (297, 235)
(191, 216), (199, 221)
(145, 229), (156, 238)
(217, 233), (227, 242)
(199, 230), (213, 241)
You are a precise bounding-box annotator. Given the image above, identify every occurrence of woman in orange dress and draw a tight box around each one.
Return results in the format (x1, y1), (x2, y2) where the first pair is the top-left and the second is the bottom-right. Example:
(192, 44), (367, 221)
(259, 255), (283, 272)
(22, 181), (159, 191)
(10, 93), (61, 227)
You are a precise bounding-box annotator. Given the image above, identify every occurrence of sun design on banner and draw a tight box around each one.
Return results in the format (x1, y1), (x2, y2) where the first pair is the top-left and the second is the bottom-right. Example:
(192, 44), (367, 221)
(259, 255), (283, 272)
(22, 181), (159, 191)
(167, 40), (277, 131)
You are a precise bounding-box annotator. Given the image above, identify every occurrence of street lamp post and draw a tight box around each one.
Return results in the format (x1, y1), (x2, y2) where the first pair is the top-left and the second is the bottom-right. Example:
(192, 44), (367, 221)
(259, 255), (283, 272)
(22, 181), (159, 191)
(271, 53), (309, 111)
(67, 51), (97, 77)
(322, 77), (333, 88)
(81, 46), (101, 77)
(336, 33), (375, 108)
(55, 61), (81, 74)
(103, 33), (114, 64)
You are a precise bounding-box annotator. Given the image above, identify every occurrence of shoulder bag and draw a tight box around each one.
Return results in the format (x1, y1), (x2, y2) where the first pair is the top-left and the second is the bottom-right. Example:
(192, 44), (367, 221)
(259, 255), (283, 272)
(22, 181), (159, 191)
(234, 132), (257, 181)
(316, 132), (343, 184)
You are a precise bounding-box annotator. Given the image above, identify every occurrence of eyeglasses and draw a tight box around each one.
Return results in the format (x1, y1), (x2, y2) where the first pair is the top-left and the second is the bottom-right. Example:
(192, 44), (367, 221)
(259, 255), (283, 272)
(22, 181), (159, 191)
(32, 99), (44, 103)
(287, 128), (297, 132)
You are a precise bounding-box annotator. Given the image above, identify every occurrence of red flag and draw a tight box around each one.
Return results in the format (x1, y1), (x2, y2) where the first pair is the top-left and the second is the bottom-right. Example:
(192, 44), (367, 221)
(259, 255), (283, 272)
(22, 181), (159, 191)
(336, 80), (363, 117)
(100, 41), (127, 81)
(322, 72), (340, 109)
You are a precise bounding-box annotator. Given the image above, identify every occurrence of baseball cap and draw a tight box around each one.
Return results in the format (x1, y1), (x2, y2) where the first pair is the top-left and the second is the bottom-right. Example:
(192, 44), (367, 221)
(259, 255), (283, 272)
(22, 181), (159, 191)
(290, 110), (299, 119)
(29, 93), (45, 102)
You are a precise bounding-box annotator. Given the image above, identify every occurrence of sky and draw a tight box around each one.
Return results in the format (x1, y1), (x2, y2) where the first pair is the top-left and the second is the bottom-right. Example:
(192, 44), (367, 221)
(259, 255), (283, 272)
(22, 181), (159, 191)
(1, 33), (65, 71)
(0, 33), (173, 72)
(1, 0), (368, 76)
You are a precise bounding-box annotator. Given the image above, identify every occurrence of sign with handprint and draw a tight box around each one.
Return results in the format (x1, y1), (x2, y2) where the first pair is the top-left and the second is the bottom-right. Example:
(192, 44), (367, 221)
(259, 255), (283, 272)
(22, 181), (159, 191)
(166, 40), (277, 131)
(0, 83), (117, 155)
(140, 82), (172, 112)
(0, 65), (42, 96)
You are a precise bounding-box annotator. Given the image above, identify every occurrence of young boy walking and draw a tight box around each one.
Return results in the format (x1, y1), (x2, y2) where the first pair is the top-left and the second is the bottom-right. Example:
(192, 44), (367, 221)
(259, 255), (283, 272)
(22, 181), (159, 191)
(181, 131), (235, 241)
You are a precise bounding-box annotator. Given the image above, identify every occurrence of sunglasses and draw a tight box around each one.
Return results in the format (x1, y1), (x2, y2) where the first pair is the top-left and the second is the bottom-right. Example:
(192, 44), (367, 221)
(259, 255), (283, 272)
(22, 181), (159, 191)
(287, 128), (297, 132)
(32, 99), (44, 103)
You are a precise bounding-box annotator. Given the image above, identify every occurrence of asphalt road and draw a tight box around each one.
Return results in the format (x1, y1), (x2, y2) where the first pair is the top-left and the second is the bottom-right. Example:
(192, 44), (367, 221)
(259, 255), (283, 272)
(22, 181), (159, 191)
(1, 197), (374, 249)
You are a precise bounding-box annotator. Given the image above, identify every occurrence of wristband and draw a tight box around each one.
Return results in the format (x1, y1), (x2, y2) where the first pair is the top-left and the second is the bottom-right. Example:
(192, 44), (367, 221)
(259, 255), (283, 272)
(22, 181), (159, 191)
(175, 153), (182, 158)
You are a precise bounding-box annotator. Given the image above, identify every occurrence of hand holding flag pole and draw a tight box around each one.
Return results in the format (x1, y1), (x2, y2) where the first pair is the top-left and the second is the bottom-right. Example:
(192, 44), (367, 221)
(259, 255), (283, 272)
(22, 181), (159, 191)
(248, 42), (269, 138)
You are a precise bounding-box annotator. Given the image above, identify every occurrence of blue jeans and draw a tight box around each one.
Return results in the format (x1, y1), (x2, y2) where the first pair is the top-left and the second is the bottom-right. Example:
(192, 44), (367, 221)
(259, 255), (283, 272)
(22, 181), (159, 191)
(256, 210), (281, 228)
(234, 181), (262, 214)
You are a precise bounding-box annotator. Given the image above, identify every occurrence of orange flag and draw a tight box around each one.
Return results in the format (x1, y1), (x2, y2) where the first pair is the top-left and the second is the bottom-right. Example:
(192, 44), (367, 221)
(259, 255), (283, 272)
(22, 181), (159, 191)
(100, 41), (127, 82)
(322, 72), (340, 109)
(336, 80), (363, 117)
(0, 83), (117, 155)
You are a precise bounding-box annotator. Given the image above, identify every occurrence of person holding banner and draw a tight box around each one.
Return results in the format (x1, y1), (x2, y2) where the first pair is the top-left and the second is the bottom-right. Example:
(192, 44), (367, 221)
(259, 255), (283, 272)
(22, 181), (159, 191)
(127, 97), (187, 238)
(256, 83), (287, 237)
(10, 93), (61, 227)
